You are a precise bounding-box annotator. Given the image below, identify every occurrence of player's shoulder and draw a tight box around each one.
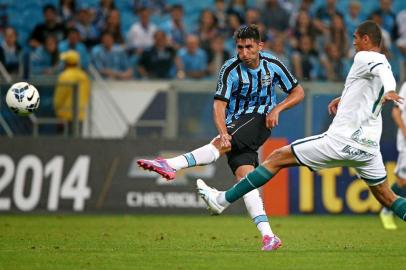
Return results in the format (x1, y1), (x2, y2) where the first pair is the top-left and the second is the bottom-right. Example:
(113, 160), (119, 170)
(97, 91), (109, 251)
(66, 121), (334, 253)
(260, 51), (289, 68)
(354, 51), (387, 64)
(219, 56), (241, 73)
(223, 56), (240, 66)
(259, 51), (278, 62)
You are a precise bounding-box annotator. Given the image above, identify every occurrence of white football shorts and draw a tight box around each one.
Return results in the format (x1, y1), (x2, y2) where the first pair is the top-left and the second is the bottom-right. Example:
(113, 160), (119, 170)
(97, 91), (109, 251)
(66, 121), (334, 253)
(395, 151), (406, 180)
(291, 133), (387, 186)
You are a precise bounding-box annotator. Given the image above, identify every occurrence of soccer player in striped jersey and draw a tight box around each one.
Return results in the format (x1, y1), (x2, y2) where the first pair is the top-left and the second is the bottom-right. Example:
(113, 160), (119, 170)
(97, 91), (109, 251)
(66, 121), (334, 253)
(138, 25), (305, 250)
(197, 21), (406, 229)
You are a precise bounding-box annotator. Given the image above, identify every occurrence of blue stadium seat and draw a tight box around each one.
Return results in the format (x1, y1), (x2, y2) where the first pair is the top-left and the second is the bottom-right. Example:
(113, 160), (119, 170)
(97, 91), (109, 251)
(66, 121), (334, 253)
(115, 0), (133, 11)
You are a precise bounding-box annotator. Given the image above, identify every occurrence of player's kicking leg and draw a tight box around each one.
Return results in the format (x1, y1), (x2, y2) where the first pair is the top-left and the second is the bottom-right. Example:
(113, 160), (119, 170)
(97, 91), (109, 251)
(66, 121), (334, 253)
(137, 141), (222, 180)
(197, 145), (296, 213)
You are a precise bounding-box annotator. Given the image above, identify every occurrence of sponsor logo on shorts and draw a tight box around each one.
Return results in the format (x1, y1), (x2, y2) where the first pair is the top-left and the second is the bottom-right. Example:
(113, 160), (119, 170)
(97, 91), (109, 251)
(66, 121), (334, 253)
(342, 145), (373, 157)
(350, 129), (378, 147)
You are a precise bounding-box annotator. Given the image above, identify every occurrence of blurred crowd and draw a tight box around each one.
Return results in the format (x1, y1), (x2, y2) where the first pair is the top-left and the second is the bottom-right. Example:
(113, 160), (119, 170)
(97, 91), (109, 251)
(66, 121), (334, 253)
(0, 0), (406, 82)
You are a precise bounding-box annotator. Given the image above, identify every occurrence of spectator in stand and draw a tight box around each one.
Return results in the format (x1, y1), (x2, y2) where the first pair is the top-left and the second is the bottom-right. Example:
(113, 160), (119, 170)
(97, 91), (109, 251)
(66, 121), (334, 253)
(265, 35), (291, 70)
(94, 0), (115, 33)
(313, 0), (343, 35)
(396, 9), (406, 81)
(226, 12), (243, 37)
(371, 0), (397, 40)
(134, 0), (168, 16)
(370, 11), (392, 56)
(175, 34), (208, 79)
(138, 31), (176, 79)
(245, 7), (268, 42)
(261, 0), (290, 36)
(291, 35), (320, 81)
(224, 12), (244, 53)
(290, 9), (317, 50)
(102, 9), (124, 45)
(288, 0), (314, 29)
(396, 10), (406, 59)
(245, 8), (260, 25)
(324, 14), (349, 58)
(58, 27), (90, 70)
(321, 43), (348, 81)
(206, 35), (230, 77)
(196, 9), (218, 51)
(126, 7), (157, 55)
(0, 26), (21, 74)
(54, 50), (90, 136)
(227, 0), (247, 23)
(58, 0), (76, 26)
(29, 4), (66, 48)
(75, 5), (100, 48)
(344, 1), (364, 40)
(213, 0), (228, 34)
(31, 35), (60, 75)
(91, 31), (133, 80)
(161, 4), (187, 49)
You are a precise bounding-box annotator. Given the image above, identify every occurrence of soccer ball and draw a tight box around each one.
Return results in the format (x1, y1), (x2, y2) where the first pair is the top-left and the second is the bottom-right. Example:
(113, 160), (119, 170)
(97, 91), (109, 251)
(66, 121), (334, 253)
(6, 82), (40, 116)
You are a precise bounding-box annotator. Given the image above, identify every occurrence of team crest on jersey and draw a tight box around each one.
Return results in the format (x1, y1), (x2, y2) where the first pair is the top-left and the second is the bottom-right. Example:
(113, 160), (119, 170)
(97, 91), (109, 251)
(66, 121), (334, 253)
(261, 74), (271, 86)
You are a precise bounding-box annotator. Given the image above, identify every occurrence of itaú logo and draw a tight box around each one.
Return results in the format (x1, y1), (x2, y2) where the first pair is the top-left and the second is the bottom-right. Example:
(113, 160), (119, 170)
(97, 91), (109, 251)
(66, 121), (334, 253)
(128, 152), (216, 186)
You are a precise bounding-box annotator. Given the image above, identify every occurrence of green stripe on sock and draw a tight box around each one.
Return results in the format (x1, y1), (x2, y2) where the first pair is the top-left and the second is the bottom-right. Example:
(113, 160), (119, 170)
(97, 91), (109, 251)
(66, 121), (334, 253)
(390, 197), (406, 221)
(225, 165), (273, 203)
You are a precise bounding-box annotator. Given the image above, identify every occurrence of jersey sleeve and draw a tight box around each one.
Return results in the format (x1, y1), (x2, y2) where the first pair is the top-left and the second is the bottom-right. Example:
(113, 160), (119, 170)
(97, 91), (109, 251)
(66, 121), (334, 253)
(271, 58), (299, 93)
(369, 61), (396, 94)
(355, 52), (396, 93)
(214, 61), (236, 102)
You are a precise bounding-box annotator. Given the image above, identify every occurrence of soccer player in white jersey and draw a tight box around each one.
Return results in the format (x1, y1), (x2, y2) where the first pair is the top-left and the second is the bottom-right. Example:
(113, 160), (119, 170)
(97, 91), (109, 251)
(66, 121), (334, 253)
(380, 81), (406, 229)
(197, 21), (406, 230)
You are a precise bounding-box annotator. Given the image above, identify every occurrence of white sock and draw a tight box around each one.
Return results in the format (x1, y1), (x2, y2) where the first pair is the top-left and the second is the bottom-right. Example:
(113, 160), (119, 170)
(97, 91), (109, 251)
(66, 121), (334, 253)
(243, 189), (274, 237)
(217, 192), (230, 207)
(166, 143), (220, 171)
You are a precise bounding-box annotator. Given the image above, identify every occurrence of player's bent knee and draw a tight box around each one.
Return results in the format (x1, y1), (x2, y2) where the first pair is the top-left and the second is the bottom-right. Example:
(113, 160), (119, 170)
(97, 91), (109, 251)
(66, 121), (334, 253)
(265, 146), (293, 162)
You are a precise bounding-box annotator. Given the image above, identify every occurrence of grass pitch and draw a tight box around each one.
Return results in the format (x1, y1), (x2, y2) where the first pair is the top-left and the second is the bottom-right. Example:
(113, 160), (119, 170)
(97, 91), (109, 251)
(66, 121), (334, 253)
(0, 215), (405, 270)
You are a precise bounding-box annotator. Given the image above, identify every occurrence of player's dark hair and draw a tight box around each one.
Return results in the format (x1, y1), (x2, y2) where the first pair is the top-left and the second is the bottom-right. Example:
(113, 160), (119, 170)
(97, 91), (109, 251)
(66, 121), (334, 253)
(233, 24), (261, 42)
(356, 20), (382, 47)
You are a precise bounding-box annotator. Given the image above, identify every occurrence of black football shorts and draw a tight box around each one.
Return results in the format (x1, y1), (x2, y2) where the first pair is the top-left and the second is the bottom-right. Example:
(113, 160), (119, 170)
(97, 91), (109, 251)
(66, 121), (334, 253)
(226, 113), (271, 174)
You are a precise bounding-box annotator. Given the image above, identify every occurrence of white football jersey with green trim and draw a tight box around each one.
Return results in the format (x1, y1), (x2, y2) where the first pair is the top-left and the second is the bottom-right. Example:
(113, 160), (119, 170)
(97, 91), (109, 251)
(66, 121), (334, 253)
(327, 51), (396, 154)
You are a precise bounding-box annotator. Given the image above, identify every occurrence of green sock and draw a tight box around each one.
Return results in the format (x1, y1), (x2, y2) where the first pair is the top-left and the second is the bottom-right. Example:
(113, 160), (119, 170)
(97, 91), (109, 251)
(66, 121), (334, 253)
(225, 165), (273, 203)
(390, 197), (406, 221)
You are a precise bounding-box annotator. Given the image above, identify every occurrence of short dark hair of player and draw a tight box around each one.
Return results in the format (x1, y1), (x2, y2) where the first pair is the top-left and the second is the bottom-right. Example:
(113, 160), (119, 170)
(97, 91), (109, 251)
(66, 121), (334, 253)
(233, 24), (261, 42)
(356, 20), (382, 47)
